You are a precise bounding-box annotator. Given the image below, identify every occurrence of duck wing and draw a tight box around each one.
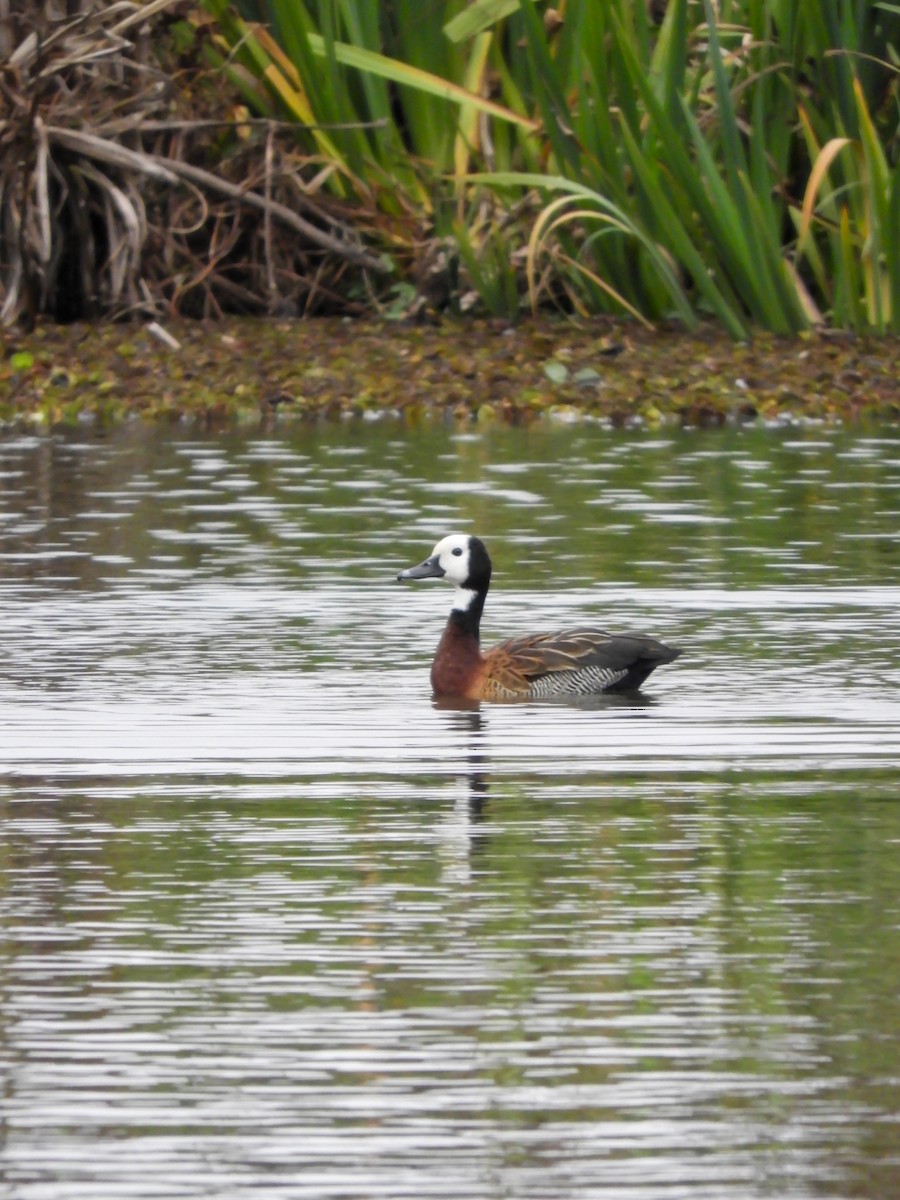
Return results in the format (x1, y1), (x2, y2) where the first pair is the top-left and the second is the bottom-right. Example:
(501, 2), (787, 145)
(484, 627), (681, 697)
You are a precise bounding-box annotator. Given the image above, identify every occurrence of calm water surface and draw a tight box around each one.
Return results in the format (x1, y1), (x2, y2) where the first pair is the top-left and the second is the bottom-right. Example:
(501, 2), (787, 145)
(1, 421), (899, 1199)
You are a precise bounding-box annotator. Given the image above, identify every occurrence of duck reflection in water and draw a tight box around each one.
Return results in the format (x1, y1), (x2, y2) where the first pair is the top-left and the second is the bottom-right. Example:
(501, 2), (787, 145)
(432, 704), (490, 882)
(434, 701), (490, 818)
(430, 691), (662, 883)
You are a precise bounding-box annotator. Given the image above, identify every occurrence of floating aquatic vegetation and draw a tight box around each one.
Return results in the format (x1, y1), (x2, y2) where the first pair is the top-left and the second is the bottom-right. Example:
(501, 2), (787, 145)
(1, 316), (896, 427)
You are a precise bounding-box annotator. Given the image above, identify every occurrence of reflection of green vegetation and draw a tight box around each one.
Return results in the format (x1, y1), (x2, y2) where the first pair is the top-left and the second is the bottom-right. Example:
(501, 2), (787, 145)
(6, 769), (900, 1112)
(4, 420), (895, 593)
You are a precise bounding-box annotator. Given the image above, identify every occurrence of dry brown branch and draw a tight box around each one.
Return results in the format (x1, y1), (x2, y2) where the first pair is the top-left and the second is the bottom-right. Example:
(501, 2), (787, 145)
(145, 154), (388, 273)
(46, 126), (180, 183)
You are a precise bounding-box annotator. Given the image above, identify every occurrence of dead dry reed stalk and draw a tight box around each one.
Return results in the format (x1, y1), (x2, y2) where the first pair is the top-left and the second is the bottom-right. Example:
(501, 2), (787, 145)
(0, 0), (388, 327)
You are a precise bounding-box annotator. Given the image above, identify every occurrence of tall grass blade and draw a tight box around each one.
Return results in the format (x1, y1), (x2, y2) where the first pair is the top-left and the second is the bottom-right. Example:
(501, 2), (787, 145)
(444, 0), (521, 42)
(303, 33), (537, 131)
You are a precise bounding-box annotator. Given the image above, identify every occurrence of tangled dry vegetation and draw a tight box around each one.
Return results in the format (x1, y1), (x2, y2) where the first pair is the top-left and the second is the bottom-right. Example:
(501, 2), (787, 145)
(0, 0), (391, 328)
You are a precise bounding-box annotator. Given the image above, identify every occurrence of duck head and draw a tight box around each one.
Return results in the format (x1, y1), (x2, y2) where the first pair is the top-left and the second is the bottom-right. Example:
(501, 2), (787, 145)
(397, 534), (492, 610)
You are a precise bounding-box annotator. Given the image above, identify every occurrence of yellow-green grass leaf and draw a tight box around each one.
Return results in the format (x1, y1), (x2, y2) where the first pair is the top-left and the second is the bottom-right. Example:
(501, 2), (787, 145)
(800, 137), (855, 244)
(556, 250), (655, 329)
(444, 0), (522, 42)
(454, 32), (494, 191)
(304, 33), (539, 132)
(782, 259), (825, 326)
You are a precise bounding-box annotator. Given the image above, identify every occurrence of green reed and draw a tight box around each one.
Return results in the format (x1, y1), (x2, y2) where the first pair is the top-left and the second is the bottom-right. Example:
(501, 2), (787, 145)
(204, 0), (899, 333)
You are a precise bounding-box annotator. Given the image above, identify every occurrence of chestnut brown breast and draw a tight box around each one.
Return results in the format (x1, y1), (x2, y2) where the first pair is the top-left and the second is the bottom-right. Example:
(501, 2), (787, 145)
(430, 620), (488, 698)
(431, 624), (681, 701)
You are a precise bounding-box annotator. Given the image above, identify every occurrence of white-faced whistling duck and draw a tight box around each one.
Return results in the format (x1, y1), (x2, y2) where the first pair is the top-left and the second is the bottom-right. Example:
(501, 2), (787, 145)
(397, 534), (682, 701)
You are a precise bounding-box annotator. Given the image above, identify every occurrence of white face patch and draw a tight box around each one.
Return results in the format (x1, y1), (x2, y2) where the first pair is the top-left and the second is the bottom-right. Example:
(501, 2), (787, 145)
(431, 533), (472, 586)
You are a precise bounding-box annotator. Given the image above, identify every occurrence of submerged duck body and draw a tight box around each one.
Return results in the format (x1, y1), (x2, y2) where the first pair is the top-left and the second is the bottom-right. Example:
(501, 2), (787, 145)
(397, 534), (681, 701)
